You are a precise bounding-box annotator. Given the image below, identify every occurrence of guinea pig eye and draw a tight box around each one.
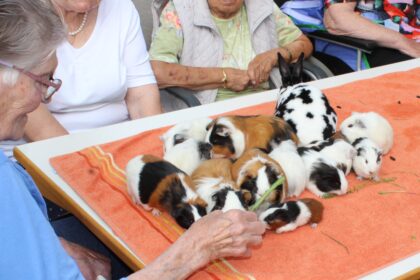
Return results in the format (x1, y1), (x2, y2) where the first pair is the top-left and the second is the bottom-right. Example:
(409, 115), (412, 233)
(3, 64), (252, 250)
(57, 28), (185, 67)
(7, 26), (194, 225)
(365, 159), (368, 164)
(174, 134), (185, 145)
(348, 124), (353, 128)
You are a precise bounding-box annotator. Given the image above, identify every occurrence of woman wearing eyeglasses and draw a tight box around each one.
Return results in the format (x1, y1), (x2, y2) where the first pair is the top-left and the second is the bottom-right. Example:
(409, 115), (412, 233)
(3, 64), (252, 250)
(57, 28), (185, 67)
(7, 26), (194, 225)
(0, 0), (162, 158)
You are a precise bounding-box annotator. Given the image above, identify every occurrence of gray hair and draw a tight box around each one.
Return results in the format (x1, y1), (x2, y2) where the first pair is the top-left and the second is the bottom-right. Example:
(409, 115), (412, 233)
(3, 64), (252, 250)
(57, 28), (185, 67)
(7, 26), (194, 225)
(0, 0), (66, 85)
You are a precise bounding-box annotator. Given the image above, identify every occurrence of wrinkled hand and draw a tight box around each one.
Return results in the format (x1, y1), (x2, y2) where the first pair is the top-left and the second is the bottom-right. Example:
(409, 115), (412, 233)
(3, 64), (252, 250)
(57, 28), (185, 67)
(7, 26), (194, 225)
(224, 68), (250, 92)
(247, 50), (277, 87)
(59, 238), (111, 280)
(185, 210), (265, 267)
(399, 38), (420, 58)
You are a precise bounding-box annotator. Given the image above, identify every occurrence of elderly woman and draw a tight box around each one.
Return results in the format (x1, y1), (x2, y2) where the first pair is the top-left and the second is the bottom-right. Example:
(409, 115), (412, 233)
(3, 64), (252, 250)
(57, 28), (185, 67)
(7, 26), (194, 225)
(0, 2), (264, 278)
(150, 0), (313, 111)
(0, 0), (162, 158)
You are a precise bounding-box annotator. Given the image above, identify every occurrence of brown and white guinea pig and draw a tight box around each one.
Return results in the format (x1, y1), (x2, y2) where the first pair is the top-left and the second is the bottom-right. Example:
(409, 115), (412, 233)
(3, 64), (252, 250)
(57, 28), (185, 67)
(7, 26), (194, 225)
(191, 159), (252, 212)
(259, 198), (324, 234)
(231, 149), (288, 209)
(160, 117), (213, 153)
(163, 138), (212, 175)
(298, 138), (356, 176)
(269, 140), (307, 197)
(351, 137), (383, 181)
(298, 149), (348, 197)
(339, 112), (393, 154)
(205, 115), (298, 159)
(125, 154), (207, 229)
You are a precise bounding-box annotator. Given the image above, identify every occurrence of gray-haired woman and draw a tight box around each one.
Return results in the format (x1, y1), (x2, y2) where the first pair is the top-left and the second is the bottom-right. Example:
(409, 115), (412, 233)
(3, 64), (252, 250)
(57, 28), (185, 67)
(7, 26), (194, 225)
(0, 1), (265, 279)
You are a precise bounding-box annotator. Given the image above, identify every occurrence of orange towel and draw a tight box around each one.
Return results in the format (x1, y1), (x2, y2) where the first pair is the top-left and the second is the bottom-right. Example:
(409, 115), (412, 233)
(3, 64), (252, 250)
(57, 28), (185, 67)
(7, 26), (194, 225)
(51, 68), (420, 279)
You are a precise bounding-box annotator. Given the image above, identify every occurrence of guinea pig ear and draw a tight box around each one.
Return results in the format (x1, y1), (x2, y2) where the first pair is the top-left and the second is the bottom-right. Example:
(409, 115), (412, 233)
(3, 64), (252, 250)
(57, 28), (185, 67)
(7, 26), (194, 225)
(206, 119), (217, 131)
(215, 125), (230, 137)
(355, 119), (366, 129)
(278, 52), (291, 87)
(291, 52), (304, 84)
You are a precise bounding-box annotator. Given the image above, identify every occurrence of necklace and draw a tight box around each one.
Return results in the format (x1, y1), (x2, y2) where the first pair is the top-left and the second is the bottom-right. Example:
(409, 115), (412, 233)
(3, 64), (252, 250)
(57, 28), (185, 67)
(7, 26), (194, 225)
(68, 11), (89, 36)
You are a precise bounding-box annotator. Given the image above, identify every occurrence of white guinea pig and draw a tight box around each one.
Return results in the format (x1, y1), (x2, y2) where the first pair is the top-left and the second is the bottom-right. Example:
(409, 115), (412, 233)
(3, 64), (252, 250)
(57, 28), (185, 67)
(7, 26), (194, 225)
(160, 118), (213, 153)
(269, 140), (307, 197)
(299, 138), (356, 175)
(352, 137), (383, 181)
(300, 150), (348, 197)
(340, 112), (393, 154)
(163, 138), (212, 175)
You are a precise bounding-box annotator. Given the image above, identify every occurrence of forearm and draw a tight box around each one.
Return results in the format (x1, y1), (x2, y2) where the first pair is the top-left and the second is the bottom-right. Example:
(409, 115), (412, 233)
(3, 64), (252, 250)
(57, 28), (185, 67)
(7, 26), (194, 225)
(126, 84), (162, 119)
(24, 104), (68, 141)
(279, 34), (313, 63)
(127, 234), (206, 280)
(150, 61), (225, 90)
(324, 3), (406, 49)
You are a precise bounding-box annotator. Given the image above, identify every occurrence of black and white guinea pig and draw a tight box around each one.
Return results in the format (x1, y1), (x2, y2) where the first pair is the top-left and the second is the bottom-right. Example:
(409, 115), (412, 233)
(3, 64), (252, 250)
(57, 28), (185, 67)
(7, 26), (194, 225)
(269, 140), (306, 197)
(339, 111), (393, 154)
(231, 149), (288, 209)
(259, 198), (324, 234)
(352, 137), (383, 181)
(125, 154), (207, 229)
(274, 53), (337, 146)
(299, 138), (356, 175)
(205, 115), (298, 159)
(160, 117), (213, 153)
(191, 158), (252, 212)
(163, 138), (212, 175)
(299, 149), (348, 197)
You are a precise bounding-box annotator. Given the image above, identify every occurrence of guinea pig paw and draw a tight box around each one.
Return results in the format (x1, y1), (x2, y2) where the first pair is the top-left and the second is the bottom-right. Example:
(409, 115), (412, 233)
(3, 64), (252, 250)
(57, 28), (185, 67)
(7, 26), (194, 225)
(151, 208), (162, 216)
(373, 175), (380, 182)
(310, 223), (318, 229)
(356, 176), (364, 181)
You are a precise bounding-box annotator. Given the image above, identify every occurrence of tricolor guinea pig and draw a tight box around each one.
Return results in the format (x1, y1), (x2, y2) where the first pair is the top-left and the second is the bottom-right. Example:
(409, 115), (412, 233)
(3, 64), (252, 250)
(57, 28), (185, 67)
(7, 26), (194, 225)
(125, 154), (207, 229)
(192, 159), (252, 212)
(160, 117), (213, 153)
(269, 140), (306, 197)
(352, 137), (383, 181)
(231, 149), (288, 209)
(205, 115), (298, 159)
(339, 111), (393, 154)
(299, 138), (356, 175)
(259, 198), (324, 234)
(163, 138), (212, 175)
(274, 53), (337, 146)
(299, 149), (348, 197)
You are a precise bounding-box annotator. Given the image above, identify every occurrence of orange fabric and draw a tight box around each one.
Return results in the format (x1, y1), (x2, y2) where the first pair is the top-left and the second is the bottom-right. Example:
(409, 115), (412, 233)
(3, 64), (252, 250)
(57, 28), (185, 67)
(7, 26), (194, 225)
(50, 68), (420, 279)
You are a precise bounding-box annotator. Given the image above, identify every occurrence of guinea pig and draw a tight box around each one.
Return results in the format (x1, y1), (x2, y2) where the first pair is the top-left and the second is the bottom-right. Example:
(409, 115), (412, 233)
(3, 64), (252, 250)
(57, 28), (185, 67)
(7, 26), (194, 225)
(163, 138), (212, 175)
(231, 149), (288, 209)
(191, 158), (252, 211)
(269, 140), (306, 197)
(259, 198), (324, 234)
(339, 111), (393, 154)
(125, 154), (207, 229)
(298, 138), (356, 175)
(352, 137), (383, 181)
(275, 53), (337, 146)
(160, 117), (213, 153)
(299, 149), (348, 197)
(205, 115), (298, 159)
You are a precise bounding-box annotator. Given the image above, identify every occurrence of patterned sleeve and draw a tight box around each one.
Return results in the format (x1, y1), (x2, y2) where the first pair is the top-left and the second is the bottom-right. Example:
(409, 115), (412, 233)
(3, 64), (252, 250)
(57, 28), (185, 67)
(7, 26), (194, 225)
(273, 3), (303, 47)
(149, 1), (184, 63)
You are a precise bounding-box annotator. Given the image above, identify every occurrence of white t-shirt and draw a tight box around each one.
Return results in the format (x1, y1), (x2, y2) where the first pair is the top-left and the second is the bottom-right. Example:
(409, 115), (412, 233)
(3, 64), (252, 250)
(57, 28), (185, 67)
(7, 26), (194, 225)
(1, 0), (156, 158)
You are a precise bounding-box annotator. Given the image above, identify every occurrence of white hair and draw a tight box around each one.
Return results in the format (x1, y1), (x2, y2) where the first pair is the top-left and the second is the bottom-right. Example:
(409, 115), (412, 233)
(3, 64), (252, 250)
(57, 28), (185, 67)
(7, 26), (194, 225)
(0, 0), (65, 86)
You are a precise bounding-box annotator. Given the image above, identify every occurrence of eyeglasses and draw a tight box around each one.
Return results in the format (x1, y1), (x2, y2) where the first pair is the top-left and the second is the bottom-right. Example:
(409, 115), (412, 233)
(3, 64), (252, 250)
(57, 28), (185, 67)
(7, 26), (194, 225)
(0, 60), (61, 102)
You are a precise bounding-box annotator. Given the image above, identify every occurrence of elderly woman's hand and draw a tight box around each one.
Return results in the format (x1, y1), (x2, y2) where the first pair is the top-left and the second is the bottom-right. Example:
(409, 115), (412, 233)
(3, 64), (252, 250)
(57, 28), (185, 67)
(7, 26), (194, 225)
(224, 68), (251, 92)
(247, 49), (278, 87)
(186, 210), (266, 266)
